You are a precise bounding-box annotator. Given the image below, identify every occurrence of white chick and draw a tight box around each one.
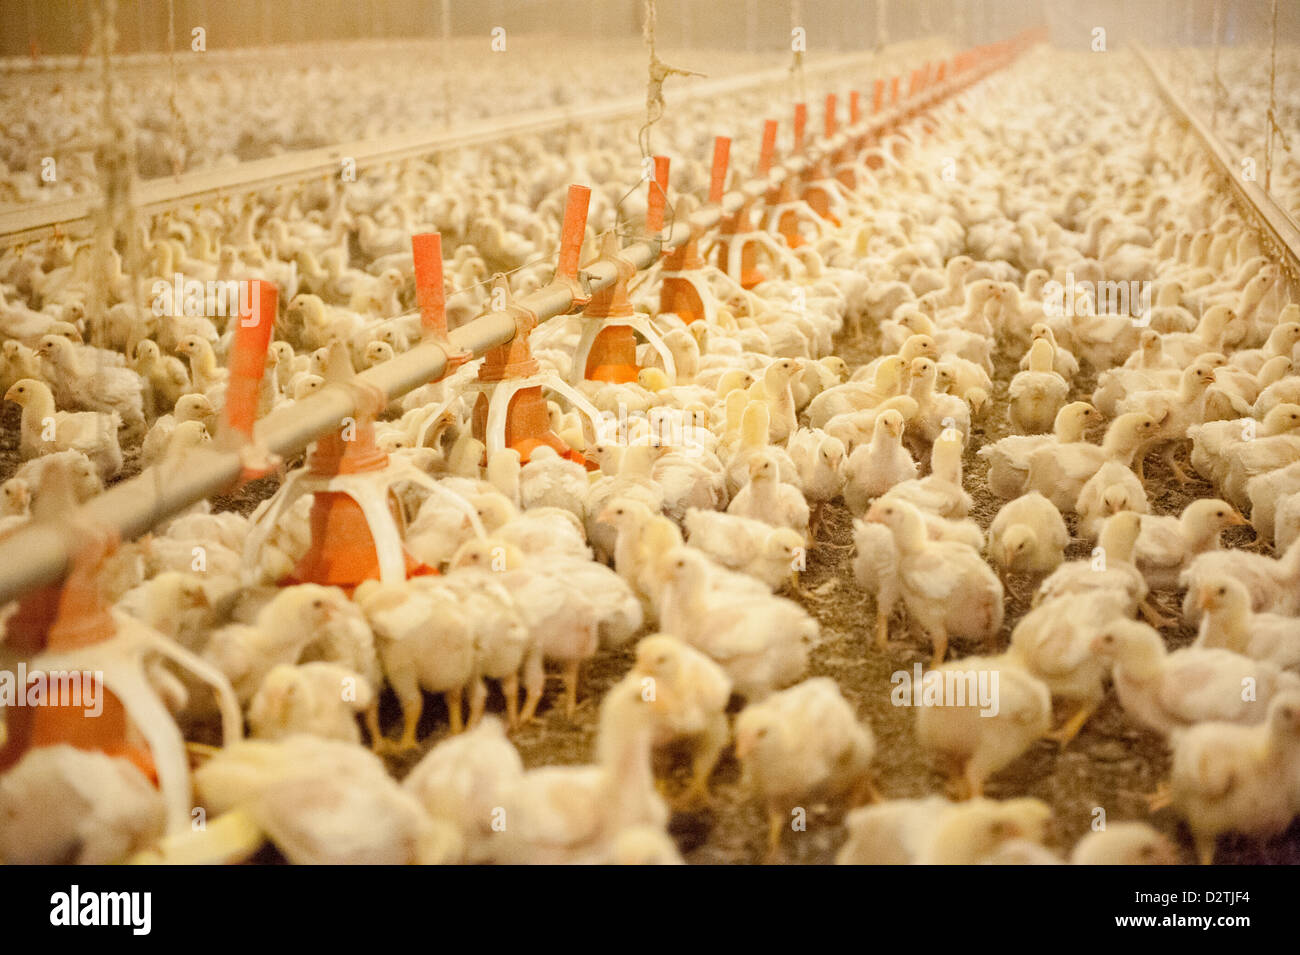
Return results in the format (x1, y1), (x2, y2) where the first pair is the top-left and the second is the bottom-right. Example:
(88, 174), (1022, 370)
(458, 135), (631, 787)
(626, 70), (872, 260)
(4, 378), (123, 480)
(878, 427), (972, 519)
(727, 448), (810, 537)
(1069, 822), (1179, 865)
(202, 585), (342, 703)
(987, 491), (1069, 581)
(633, 634), (733, 806)
(194, 735), (439, 864)
(657, 547), (815, 701)
(1168, 691), (1300, 864)
(518, 445), (589, 521)
(1034, 511), (1165, 627)
(683, 508), (805, 592)
(786, 427), (846, 535)
(1092, 619), (1300, 737)
(402, 717), (524, 863)
(353, 578), (476, 747)
(735, 677), (876, 859)
(0, 745), (165, 864)
(978, 401), (1101, 499)
(247, 662), (374, 744)
(1192, 576), (1300, 671)
(1133, 498), (1250, 590)
(491, 676), (668, 864)
(914, 653), (1052, 798)
(1075, 461), (1149, 541)
(843, 408), (918, 515)
(864, 498), (1003, 667)
(837, 795), (1052, 864)
(852, 516), (901, 651)
(1024, 412), (1158, 513)
(1009, 590), (1131, 745)
(440, 565), (542, 729)
(1008, 338), (1069, 434)
(1180, 537), (1300, 622)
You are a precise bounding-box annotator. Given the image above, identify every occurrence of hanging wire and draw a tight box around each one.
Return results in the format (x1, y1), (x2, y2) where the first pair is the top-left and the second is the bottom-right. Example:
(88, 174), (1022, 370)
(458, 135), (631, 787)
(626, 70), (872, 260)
(636, 0), (703, 160)
(789, 0), (807, 104)
(166, 0), (183, 177)
(1210, 0), (1223, 131)
(1263, 0), (1290, 193)
(617, 0), (701, 243)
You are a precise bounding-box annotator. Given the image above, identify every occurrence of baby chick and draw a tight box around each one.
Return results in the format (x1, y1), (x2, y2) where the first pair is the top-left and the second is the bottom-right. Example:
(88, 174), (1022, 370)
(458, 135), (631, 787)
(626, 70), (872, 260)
(1093, 619), (1300, 737)
(1167, 691), (1300, 864)
(402, 717), (524, 863)
(844, 408), (918, 514)
(1192, 576), (1300, 670)
(1133, 498), (1250, 590)
(837, 795), (1052, 864)
(735, 678), (877, 860)
(632, 634), (733, 807)
(914, 654), (1052, 798)
(1008, 338), (1069, 434)
(987, 491), (1069, 583)
(865, 498), (1003, 666)
(1069, 822), (1179, 865)
(247, 662), (374, 745)
(727, 448), (810, 538)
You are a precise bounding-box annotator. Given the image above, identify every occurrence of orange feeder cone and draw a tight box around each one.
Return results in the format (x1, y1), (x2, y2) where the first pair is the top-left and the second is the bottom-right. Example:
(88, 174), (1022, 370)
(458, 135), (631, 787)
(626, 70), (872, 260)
(0, 527), (154, 782)
(584, 231), (640, 382)
(288, 419), (423, 590)
(661, 139), (726, 324)
(284, 347), (432, 591)
(718, 121), (773, 287)
(473, 186), (591, 466)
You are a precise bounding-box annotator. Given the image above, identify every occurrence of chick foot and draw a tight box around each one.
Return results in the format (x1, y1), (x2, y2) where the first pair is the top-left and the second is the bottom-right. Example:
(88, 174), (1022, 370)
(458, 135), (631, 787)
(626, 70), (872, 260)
(874, 612), (906, 652)
(1145, 781), (1172, 813)
(379, 703), (424, 753)
(502, 674), (521, 731)
(562, 660), (582, 721)
(1046, 704), (1096, 748)
(363, 705), (384, 753)
(764, 809), (787, 864)
(1138, 598), (1178, 630)
(1195, 835), (1216, 866)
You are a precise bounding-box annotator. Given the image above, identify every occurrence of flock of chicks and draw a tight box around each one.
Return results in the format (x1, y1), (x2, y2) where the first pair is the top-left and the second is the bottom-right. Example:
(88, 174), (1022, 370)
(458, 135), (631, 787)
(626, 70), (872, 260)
(1, 41), (1299, 866)
(0, 37), (770, 204)
(1169, 43), (1300, 222)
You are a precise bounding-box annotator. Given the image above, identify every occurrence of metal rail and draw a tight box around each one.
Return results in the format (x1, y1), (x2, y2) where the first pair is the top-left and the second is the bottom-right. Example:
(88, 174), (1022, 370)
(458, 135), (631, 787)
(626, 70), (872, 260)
(1134, 44), (1300, 285)
(0, 48), (911, 248)
(0, 38), (1028, 606)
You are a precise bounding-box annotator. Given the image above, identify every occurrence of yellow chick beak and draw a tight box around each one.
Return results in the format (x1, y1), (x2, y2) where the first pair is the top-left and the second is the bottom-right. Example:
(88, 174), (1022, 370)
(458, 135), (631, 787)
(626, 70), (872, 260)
(3, 386), (19, 403)
(1227, 511), (1251, 528)
(1197, 588), (1216, 612)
